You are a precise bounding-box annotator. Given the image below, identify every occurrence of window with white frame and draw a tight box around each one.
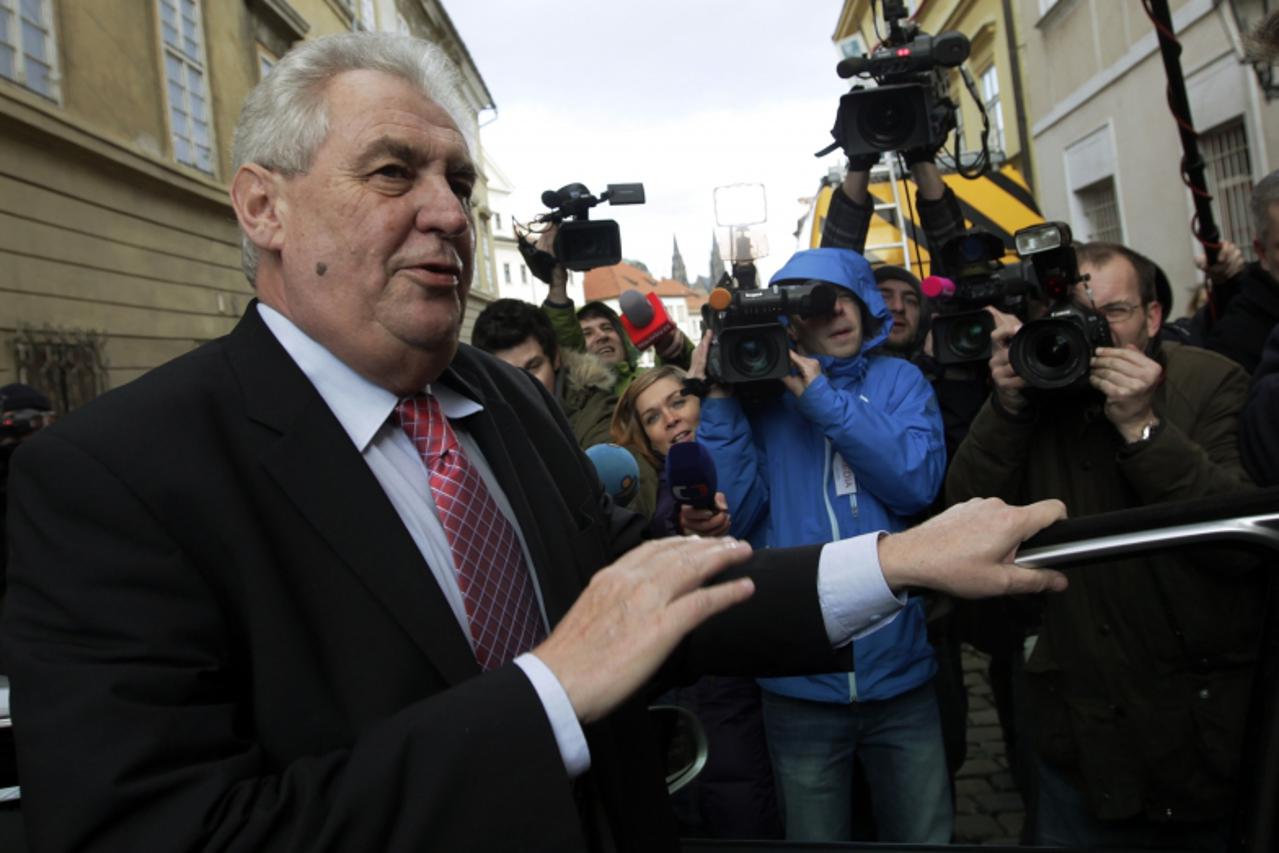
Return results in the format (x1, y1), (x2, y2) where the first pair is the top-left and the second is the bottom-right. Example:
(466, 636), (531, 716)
(520, 266), (528, 285)
(494, 212), (502, 232)
(159, 0), (214, 173)
(981, 65), (1005, 153)
(1201, 118), (1256, 262)
(0, 0), (59, 99)
(1077, 178), (1124, 244)
(503, 262), (511, 285)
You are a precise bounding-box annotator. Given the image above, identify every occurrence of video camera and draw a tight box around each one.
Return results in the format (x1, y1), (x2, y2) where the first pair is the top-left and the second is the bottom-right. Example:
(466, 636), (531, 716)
(534, 182), (645, 271)
(702, 281), (839, 397)
(1008, 223), (1113, 392)
(927, 230), (1033, 366)
(832, 0), (969, 158)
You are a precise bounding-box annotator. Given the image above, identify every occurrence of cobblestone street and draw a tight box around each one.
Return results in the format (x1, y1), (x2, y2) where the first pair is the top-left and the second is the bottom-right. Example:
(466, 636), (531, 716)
(953, 647), (1027, 846)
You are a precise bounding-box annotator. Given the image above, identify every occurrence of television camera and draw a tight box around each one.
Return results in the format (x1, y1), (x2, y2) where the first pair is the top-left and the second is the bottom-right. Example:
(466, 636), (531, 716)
(526, 182), (646, 272)
(702, 281), (839, 398)
(927, 229), (1032, 366)
(831, 0), (970, 160)
(927, 222), (1113, 393)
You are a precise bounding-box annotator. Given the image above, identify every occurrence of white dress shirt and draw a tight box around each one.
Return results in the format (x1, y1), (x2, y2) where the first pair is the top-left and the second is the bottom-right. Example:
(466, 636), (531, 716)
(257, 303), (905, 780)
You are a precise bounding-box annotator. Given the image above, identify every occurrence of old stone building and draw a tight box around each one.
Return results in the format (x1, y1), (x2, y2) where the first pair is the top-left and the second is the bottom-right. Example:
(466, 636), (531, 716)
(0, 0), (496, 410)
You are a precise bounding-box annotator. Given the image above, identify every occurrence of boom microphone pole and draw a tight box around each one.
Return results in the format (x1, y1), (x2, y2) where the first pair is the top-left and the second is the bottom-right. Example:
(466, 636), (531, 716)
(1144, 0), (1221, 269)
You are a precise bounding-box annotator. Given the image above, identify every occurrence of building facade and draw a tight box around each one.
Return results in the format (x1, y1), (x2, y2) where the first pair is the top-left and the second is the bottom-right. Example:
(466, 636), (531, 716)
(482, 150), (585, 307)
(1018, 0), (1279, 313)
(0, 0), (496, 410)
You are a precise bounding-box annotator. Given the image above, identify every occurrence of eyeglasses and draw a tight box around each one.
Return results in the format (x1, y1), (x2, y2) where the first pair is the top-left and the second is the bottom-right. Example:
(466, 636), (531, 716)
(1097, 302), (1143, 323)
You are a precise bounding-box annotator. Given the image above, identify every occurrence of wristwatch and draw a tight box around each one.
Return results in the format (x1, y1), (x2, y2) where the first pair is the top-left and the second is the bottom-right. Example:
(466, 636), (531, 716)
(1128, 417), (1162, 445)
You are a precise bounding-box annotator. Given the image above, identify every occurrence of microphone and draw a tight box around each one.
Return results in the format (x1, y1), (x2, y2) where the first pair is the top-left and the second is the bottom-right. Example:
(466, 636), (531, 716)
(665, 441), (718, 510)
(585, 443), (640, 507)
(921, 275), (956, 300)
(618, 290), (677, 351)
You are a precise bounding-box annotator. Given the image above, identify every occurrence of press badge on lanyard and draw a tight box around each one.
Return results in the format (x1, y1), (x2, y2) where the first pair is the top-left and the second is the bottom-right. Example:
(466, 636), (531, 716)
(832, 452), (859, 517)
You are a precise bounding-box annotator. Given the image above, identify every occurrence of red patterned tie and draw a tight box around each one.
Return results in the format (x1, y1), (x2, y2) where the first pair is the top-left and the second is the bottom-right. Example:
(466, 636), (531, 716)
(394, 394), (545, 670)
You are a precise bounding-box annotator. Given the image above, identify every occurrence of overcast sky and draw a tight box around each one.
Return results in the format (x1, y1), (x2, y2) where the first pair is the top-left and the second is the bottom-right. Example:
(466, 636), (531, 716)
(445, 0), (849, 285)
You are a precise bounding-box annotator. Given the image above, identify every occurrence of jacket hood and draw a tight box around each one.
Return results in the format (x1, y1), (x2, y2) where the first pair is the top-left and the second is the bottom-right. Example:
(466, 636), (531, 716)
(558, 347), (615, 395)
(576, 300), (640, 369)
(770, 248), (893, 367)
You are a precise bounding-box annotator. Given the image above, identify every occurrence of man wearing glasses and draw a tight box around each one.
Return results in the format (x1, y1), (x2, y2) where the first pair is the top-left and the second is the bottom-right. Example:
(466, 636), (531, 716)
(945, 242), (1259, 850)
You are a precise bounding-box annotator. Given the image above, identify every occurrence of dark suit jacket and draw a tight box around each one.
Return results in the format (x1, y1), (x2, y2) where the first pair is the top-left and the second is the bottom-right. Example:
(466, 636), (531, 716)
(2, 306), (845, 852)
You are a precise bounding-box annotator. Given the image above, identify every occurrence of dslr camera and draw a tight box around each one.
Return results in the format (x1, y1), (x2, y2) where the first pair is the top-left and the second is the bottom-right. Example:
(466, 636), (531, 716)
(1009, 223), (1113, 392)
(833, 0), (970, 157)
(702, 281), (839, 396)
(928, 230), (1033, 366)
(535, 182), (645, 271)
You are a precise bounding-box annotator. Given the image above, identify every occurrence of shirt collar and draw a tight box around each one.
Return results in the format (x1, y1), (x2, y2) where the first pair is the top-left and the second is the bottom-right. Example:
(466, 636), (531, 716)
(256, 303), (482, 451)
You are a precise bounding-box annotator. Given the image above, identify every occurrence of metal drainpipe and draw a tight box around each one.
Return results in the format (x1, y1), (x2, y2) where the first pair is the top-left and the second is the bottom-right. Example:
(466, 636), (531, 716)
(1002, 0), (1036, 197)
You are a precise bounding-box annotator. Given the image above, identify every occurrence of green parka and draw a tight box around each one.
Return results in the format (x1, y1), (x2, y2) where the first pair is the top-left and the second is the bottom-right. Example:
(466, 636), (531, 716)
(945, 341), (1260, 823)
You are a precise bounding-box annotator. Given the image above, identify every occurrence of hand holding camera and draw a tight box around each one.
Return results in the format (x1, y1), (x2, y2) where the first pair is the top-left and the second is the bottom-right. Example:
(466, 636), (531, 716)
(1089, 346), (1163, 441)
(781, 351), (823, 397)
(986, 307), (1030, 415)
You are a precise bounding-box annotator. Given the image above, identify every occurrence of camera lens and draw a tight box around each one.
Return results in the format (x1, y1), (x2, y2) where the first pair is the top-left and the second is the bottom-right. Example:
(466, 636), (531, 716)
(948, 318), (990, 360)
(1032, 333), (1073, 370)
(1009, 318), (1089, 390)
(858, 91), (919, 151)
(731, 333), (780, 379)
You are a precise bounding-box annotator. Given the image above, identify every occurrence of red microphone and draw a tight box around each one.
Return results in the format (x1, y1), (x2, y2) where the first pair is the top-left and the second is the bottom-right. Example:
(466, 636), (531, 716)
(618, 290), (677, 350)
(921, 275), (956, 300)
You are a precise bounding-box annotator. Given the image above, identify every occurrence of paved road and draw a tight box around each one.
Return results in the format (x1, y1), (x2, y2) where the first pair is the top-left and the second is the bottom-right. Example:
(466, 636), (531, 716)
(953, 646), (1028, 846)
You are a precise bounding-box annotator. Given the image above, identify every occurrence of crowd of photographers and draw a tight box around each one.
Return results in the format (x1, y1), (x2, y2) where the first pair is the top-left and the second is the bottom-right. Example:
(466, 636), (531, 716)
(465, 121), (1278, 847)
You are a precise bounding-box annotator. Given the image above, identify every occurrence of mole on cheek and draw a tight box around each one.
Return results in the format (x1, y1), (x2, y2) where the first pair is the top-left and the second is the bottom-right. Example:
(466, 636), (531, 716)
(315, 261), (328, 277)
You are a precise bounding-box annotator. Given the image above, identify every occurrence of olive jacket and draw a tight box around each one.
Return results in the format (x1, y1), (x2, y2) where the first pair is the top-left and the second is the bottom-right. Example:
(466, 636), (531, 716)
(945, 341), (1261, 823)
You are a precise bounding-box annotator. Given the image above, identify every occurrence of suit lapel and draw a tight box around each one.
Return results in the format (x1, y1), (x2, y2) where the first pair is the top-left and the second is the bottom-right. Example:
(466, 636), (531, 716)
(442, 367), (580, 629)
(226, 305), (480, 685)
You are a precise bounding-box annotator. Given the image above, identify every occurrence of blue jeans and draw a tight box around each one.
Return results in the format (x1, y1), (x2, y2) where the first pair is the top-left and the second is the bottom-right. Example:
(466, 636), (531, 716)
(1036, 759), (1229, 850)
(761, 682), (953, 843)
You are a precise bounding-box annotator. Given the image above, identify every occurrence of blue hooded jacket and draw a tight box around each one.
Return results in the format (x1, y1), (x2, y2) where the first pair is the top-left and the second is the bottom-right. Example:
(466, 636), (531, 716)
(698, 248), (946, 703)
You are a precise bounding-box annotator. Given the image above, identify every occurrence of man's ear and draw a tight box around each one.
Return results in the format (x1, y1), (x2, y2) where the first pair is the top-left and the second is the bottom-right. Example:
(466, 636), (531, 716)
(230, 164), (286, 254)
(1145, 298), (1164, 339)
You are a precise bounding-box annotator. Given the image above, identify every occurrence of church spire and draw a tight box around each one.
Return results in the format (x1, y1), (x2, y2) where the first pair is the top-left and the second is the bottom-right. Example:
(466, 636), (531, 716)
(671, 235), (688, 285)
(709, 232), (726, 286)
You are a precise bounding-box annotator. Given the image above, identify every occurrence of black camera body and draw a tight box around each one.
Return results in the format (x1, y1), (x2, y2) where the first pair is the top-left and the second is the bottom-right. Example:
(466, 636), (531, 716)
(1009, 303), (1113, 392)
(703, 282), (838, 394)
(833, 1), (969, 157)
(929, 231), (1032, 366)
(538, 182), (645, 271)
(1008, 221), (1112, 392)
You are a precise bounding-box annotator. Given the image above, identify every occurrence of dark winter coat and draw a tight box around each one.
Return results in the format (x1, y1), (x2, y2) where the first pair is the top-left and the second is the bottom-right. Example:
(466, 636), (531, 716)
(1202, 261), (1279, 375)
(946, 341), (1261, 823)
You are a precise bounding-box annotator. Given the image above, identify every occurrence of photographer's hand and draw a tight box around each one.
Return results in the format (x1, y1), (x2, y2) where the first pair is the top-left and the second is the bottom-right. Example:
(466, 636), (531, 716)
(689, 331), (731, 398)
(782, 351), (823, 397)
(534, 226), (570, 303)
(986, 308), (1030, 415)
(1091, 345), (1162, 442)
(1195, 239), (1244, 287)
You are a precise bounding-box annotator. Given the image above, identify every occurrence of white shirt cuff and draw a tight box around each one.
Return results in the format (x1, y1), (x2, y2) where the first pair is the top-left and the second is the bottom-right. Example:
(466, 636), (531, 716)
(817, 532), (908, 647)
(514, 652), (592, 778)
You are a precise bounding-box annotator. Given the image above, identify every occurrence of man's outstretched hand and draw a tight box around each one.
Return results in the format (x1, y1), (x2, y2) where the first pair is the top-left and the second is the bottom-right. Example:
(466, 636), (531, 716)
(879, 497), (1069, 598)
(533, 536), (755, 724)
